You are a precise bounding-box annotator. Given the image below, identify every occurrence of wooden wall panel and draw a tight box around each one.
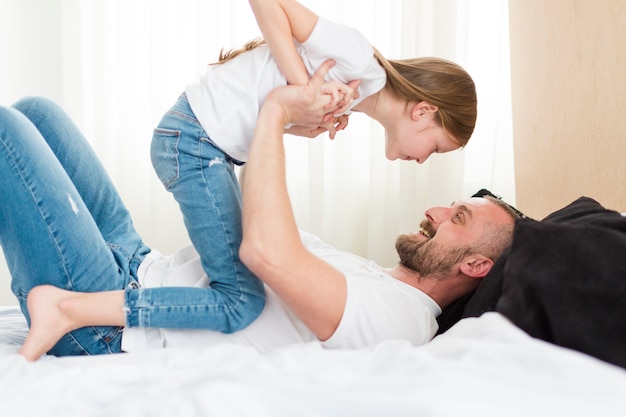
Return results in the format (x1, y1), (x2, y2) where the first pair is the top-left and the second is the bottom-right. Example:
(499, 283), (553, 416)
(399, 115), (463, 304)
(509, 0), (626, 218)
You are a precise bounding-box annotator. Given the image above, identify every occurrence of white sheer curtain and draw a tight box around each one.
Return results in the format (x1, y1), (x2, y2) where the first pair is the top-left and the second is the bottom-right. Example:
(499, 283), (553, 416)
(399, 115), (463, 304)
(0, 0), (513, 303)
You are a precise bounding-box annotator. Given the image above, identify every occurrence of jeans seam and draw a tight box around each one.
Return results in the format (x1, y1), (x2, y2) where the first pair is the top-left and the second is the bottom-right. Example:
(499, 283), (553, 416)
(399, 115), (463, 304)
(166, 109), (203, 126)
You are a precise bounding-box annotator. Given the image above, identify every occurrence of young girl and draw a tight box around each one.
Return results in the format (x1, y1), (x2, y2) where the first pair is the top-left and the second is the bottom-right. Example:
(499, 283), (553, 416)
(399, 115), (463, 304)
(150, 0), (477, 335)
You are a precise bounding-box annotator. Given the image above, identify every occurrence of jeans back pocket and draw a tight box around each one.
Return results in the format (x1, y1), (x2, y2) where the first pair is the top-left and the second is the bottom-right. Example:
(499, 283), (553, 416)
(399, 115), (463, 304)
(150, 128), (180, 189)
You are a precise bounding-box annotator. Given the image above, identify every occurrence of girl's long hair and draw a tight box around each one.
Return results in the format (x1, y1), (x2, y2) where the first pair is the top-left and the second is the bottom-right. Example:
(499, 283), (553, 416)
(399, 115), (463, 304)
(373, 49), (477, 146)
(214, 40), (477, 145)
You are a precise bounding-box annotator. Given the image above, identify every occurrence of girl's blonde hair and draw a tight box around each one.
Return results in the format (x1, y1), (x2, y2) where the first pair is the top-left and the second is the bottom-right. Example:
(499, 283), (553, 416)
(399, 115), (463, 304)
(372, 49), (476, 146)
(215, 38), (266, 64)
(215, 40), (477, 146)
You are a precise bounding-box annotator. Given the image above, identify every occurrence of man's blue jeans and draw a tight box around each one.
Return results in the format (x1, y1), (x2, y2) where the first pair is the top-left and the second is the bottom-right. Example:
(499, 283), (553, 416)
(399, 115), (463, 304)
(0, 96), (148, 355)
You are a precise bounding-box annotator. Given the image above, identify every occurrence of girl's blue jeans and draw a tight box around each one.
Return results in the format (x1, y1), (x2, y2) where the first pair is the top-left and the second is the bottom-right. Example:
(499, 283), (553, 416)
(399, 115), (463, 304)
(0, 96), (264, 357)
(149, 94), (265, 330)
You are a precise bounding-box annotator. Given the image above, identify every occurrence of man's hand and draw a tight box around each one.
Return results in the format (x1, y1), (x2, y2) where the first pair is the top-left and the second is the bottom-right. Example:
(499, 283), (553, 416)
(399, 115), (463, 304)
(266, 59), (359, 128)
(276, 61), (360, 139)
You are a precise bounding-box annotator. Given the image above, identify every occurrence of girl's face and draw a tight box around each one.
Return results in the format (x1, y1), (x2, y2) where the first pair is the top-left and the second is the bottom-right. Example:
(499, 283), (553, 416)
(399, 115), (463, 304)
(384, 102), (461, 163)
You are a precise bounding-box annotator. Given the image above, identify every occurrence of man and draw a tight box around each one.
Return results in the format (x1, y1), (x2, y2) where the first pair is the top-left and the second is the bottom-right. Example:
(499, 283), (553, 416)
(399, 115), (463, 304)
(16, 61), (517, 360)
(237, 60), (518, 349)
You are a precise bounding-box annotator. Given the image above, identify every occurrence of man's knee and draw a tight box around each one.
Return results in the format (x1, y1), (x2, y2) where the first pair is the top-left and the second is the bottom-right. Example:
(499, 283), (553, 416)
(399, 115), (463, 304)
(12, 96), (58, 116)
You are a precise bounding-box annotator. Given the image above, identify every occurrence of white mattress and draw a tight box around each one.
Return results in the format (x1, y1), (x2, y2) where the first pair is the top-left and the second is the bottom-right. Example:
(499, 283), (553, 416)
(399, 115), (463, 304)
(0, 306), (625, 417)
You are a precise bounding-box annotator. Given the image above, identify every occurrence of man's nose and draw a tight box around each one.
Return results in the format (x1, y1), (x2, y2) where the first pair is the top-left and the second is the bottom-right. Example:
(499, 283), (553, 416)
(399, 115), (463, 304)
(424, 206), (451, 228)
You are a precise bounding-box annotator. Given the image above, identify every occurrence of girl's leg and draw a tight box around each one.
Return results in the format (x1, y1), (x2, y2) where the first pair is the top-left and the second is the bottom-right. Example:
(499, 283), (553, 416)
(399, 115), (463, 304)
(20, 286), (125, 361)
(0, 99), (137, 356)
(144, 94), (265, 332)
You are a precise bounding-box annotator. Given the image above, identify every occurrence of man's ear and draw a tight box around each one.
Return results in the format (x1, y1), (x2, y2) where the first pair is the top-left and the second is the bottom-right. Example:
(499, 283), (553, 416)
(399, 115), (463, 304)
(459, 255), (494, 278)
(412, 101), (439, 120)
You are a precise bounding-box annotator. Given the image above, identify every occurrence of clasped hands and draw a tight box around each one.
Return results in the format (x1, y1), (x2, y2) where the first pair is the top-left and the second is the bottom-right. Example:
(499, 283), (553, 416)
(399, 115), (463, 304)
(276, 59), (361, 139)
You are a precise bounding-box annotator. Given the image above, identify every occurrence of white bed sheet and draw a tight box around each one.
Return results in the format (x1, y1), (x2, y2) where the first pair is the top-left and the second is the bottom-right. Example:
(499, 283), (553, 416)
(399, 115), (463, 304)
(0, 306), (625, 417)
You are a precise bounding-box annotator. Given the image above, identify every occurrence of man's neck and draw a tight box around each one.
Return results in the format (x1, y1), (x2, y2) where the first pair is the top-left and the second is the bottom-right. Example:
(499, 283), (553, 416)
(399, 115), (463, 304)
(386, 264), (475, 309)
(385, 264), (423, 288)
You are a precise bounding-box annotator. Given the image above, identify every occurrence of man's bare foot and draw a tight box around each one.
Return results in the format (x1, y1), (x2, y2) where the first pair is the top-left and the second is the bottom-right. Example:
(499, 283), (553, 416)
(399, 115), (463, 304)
(19, 285), (78, 361)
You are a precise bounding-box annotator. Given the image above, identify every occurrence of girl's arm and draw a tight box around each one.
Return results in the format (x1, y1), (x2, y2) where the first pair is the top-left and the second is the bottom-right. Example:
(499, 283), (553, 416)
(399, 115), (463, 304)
(248, 0), (319, 85)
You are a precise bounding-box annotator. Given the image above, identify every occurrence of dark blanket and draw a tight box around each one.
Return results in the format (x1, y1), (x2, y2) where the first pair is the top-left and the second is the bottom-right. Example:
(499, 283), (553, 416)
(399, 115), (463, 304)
(437, 196), (626, 368)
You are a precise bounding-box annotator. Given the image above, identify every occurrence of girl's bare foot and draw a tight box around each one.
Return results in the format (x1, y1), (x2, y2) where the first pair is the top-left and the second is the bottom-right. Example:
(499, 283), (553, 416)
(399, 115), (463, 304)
(19, 285), (78, 361)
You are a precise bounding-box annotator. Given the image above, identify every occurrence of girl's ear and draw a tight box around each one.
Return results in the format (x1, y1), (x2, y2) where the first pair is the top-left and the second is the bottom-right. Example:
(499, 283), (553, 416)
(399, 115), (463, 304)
(459, 255), (494, 278)
(412, 101), (439, 120)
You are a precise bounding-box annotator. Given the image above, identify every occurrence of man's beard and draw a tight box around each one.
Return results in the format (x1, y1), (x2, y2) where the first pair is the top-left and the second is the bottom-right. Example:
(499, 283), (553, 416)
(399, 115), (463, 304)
(395, 228), (471, 278)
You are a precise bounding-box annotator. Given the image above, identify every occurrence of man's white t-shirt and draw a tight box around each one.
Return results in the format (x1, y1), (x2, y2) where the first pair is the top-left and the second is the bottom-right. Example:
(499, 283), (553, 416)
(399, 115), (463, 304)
(122, 231), (441, 353)
(184, 17), (387, 163)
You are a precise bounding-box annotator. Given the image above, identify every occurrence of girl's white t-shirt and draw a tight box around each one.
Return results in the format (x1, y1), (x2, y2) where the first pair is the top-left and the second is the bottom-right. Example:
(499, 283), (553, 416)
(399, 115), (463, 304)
(184, 17), (387, 162)
(121, 231), (441, 353)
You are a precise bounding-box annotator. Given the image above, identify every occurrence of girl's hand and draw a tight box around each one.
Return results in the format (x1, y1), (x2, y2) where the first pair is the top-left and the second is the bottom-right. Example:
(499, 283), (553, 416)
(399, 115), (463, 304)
(284, 124), (330, 138)
(318, 79), (359, 138)
(285, 115), (350, 140)
(332, 114), (350, 135)
(320, 79), (361, 116)
(320, 114), (350, 140)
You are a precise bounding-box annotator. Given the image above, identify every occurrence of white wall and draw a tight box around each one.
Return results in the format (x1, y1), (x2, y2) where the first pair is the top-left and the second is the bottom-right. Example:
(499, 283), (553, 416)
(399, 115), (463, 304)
(0, 0), (514, 306)
(0, 0), (65, 305)
(0, 0), (191, 305)
(0, 0), (64, 103)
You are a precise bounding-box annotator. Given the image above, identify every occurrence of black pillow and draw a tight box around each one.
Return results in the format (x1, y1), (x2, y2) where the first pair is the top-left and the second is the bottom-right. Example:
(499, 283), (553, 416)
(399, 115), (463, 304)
(496, 216), (626, 368)
(466, 196), (626, 319)
(437, 196), (626, 366)
(542, 196), (626, 230)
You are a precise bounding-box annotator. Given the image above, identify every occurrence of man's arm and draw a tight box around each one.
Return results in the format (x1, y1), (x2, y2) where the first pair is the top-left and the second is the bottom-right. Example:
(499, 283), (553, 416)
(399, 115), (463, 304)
(239, 60), (347, 341)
